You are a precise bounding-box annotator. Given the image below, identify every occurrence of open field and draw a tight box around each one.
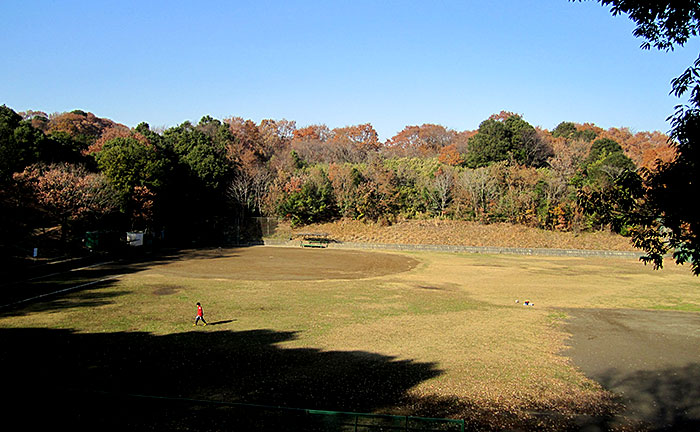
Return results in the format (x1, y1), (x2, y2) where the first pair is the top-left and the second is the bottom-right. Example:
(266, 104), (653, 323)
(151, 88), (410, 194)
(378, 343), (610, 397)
(1, 246), (699, 431)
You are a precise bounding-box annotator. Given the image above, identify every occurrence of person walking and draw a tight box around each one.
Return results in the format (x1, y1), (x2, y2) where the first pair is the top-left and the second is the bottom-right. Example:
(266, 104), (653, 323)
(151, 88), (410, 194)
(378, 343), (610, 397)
(194, 302), (207, 326)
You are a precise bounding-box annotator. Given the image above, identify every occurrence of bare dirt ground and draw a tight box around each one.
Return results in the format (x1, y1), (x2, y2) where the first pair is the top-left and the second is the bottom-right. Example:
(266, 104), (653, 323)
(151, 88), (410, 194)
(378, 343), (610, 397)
(564, 309), (700, 431)
(155, 247), (419, 280)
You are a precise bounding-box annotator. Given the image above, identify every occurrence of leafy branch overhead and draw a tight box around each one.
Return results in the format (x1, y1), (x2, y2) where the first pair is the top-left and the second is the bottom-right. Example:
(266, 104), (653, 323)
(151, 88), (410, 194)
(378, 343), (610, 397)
(576, 0), (700, 274)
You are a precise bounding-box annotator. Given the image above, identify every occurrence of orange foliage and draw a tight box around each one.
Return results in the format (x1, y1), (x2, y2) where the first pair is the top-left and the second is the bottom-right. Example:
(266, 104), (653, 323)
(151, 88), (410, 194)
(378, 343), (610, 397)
(488, 110), (519, 122)
(576, 122), (604, 137)
(438, 144), (463, 166)
(47, 111), (125, 143)
(599, 127), (675, 170)
(331, 123), (380, 151)
(293, 124), (331, 141)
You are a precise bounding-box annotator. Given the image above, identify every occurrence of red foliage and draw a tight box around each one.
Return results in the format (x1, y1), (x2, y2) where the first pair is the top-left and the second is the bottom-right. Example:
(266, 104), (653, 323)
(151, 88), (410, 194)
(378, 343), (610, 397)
(85, 126), (149, 155)
(386, 124), (456, 156)
(13, 163), (117, 238)
(130, 185), (155, 227)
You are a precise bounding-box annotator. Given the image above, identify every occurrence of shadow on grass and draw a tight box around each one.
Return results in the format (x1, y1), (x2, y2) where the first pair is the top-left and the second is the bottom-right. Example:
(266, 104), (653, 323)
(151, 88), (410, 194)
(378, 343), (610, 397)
(0, 325), (631, 432)
(0, 247), (243, 313)
(207, 319), (235, 326)
(2, 327), (443, 431)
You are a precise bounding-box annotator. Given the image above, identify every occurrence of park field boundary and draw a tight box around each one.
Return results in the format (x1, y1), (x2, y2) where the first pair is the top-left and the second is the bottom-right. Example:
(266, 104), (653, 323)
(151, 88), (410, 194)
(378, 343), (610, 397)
(258, 239), (643, 258)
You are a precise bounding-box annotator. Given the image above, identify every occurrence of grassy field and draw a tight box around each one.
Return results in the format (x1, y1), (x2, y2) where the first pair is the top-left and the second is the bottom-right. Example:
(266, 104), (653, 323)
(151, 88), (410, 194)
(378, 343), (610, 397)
(1, 246), (698, 431)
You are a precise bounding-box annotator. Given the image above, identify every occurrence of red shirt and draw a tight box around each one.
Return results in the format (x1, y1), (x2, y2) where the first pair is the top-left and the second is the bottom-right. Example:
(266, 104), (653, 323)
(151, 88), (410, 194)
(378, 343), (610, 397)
(197, 305), (203, 316)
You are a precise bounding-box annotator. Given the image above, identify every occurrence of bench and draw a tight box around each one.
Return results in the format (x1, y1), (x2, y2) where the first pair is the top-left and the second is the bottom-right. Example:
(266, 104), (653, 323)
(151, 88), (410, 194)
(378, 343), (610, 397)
(296, 233), (330, 248)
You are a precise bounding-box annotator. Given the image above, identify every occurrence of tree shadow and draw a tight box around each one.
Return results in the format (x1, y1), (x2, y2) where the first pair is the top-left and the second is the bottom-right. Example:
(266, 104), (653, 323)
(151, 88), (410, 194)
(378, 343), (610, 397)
(0, 247), (244, 313)
(0, 278), (129, 316)
(562, 308), (700, 431)
(2, 327), (443, 431)
(0, 324), (633, 431)
(590, 364), (700, 431)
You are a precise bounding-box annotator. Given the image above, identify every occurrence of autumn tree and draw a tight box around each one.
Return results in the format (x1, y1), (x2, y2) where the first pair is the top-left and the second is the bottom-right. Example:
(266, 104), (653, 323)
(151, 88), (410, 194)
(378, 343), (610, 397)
(327, 163), (363, 219)
(13, 163), (118, 243)
(222, 116), (267, 164)
(384, 158), (431, 217)
(328, 123), (381, 163)
(227, 147), (273, 220)
(385, 124), (456, 157)
(259, 118), (296, 159)
(356, 160), (401, 222)
(286, 124), (333, 163)
(423, 167), (455, 216)
(495, 164), (544, 226)
(46, 110), (124, 149)
(597, 127), (674, 169)
(18, 110), (50, 132)
(456, 166), (500, 221)
(437, 144), (464, 166)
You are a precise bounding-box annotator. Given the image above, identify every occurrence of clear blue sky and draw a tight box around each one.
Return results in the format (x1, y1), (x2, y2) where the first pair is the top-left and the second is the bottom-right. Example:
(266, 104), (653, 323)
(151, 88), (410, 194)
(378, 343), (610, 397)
(2, 0), (698, 140)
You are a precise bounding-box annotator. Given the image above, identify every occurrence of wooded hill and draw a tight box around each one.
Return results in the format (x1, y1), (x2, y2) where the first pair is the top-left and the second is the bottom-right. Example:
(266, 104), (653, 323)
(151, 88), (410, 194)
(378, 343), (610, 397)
(0, 106), (675, 257)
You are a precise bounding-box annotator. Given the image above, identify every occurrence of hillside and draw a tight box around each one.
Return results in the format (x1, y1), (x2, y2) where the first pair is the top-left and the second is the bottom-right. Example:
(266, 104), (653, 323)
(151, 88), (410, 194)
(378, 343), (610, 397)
(273, 219), (637, 252)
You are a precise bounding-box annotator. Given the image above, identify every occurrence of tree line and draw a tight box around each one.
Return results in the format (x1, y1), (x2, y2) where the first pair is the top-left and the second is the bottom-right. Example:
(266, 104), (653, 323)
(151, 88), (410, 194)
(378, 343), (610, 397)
(0, 105), (675, 258)
(2, 1), (698, 275)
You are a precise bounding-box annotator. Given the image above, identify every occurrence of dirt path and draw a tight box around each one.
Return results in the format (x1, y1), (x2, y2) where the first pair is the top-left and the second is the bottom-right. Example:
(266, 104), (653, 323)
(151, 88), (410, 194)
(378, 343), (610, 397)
(563, 308), (700, 431)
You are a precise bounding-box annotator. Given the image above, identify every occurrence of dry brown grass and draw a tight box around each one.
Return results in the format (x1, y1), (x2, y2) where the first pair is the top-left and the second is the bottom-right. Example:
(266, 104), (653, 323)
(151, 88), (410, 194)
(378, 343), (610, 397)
(274, 219), (637, 251)
(3, 246), (697, 430)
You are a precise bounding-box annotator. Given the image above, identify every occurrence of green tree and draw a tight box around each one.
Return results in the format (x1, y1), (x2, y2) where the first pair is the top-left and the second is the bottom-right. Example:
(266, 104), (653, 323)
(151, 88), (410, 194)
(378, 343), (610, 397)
(156, 121), (234, 243)
(465, 118), (511, 168)
(0, 106), (43, 182)
(581, 0), (700, 273)
(552, 122), (577, 139)
(164, 122), (230, 190)
(552, 121), (598, 142)
(94, 137), (169, 229)
(94, 138), (167, 201)
(277, 169), (337, 226)
(465, 115), (552, 168)
(578, 169), (645, 234)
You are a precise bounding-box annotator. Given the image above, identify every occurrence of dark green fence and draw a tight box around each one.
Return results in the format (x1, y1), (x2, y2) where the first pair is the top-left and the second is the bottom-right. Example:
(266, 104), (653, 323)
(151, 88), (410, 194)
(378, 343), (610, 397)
(81, 391), (464, 431)
(305, 408), (465, 431)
